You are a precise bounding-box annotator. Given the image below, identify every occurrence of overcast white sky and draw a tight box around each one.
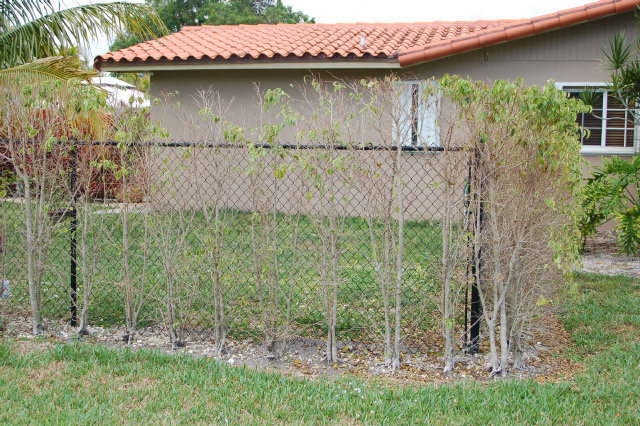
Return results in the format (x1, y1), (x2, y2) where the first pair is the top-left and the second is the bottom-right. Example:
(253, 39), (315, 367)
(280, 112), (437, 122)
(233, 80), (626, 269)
(61, 0), (594, 59)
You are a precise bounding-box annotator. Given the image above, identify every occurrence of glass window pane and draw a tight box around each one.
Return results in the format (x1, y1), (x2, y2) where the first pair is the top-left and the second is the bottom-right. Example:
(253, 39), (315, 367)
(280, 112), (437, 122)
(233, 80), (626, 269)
(625, 127), (634, 148)
(607, 108), (626, 120)
(605, 93), (634, 148)
(591, 92), (604, 109)
(607, 96), (627, 110)
(605, 129), (626, 147)
(583, 128), (602, 145)
(583, 113), (602, 128)
(561, 87), (633, 148)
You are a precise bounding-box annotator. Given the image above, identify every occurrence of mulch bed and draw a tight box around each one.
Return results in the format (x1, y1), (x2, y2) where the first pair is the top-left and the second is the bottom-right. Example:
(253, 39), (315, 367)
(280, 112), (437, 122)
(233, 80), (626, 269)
(1, 309), (583, 386)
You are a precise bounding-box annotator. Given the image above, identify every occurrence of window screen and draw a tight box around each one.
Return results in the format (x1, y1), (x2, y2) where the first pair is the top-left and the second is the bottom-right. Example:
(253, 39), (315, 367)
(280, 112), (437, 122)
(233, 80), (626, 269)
(563, 86), (635, 149)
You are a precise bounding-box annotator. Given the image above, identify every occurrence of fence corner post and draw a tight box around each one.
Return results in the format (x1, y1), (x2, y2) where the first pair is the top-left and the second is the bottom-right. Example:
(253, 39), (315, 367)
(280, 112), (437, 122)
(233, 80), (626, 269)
(69, 140), (78, 327)
(467, 143), (483, 355)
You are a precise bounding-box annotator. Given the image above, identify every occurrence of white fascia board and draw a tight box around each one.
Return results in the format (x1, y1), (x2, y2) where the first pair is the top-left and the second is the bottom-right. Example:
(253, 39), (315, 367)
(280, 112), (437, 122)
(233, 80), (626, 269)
(99, 61), (401, 72)
(580, 146), (636, 155)
(554, 82), (610, 89)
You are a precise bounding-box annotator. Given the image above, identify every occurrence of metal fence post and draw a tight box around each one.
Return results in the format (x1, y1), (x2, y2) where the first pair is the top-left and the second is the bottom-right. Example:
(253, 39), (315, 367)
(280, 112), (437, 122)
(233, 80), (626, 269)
(464, 153), (472, 348)
(69, 140), (78, 326)
(468, 143), (484, 354)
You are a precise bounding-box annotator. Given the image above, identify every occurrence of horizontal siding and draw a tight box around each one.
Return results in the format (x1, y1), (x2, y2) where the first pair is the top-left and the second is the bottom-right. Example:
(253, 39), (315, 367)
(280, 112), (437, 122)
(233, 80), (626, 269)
(487, 12), (637, 61)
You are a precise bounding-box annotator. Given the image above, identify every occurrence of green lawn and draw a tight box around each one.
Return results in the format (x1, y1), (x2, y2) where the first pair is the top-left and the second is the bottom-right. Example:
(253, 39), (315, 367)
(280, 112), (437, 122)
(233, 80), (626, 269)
(0, 271), (638, 423)
(1, 201), (446, 343)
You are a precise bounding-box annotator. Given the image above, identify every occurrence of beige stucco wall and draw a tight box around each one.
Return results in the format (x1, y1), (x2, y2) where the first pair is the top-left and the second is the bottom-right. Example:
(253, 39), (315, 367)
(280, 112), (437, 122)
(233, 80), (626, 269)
(150, 12), (638, 155)
(146, 145), (470, 220)
(146, 12), (638, 219)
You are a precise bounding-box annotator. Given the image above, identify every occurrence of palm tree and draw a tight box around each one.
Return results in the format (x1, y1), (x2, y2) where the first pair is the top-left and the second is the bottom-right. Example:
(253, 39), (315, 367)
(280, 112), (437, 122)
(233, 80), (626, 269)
(0, 0), (167, 81)
(0, 1), (166, 336)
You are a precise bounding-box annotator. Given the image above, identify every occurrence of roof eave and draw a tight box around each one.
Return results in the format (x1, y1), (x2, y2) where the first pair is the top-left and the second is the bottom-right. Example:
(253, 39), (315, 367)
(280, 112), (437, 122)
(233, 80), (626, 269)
(95, 57), (401, 72)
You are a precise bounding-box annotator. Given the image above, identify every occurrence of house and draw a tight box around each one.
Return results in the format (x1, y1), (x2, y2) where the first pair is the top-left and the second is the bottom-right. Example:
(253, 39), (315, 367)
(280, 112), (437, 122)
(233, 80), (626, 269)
(90, 76), (149, 109)
(94, 0), (640, 171)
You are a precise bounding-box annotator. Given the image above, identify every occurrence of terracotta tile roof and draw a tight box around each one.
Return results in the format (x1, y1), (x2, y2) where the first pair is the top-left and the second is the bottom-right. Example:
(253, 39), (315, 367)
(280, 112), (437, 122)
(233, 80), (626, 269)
(398, 0), (640, 66)
(94, 0), (640, 70)
(96, 21), (513, 67)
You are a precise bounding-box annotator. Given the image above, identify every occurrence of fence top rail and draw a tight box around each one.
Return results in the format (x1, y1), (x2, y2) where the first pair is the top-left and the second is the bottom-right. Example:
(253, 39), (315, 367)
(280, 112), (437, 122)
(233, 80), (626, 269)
(0, 140), (471, 152)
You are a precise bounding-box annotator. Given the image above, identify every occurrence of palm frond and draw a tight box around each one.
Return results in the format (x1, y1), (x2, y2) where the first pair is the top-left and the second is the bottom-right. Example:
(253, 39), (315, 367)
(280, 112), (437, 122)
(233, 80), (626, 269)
(579, 87), (601, 108)
(0, 56), (96, 85)
(0, 2), (168, 69)
(0, 0), (51, 30)
(602, 32), (632, 71)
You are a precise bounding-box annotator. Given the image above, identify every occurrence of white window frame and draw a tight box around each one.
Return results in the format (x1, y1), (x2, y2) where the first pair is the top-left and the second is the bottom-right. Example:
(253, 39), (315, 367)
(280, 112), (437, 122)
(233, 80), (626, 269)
(555, 82), (639, 155)
(394, 80), (441, 149)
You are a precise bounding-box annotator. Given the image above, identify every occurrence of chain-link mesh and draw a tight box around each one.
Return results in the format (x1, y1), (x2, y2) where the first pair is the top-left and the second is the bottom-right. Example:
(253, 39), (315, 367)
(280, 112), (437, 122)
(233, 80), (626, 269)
(1, 140), (472, 353)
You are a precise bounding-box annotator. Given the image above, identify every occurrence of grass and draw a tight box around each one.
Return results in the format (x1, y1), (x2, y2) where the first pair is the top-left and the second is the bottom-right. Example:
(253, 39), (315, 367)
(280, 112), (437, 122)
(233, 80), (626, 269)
(1, 201), (445, 342)
(0, 271), (638, 423)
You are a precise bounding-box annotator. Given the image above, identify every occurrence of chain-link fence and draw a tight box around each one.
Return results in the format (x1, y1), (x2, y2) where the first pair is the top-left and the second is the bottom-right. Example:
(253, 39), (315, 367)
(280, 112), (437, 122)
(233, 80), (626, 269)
(0, 140), (474, 353)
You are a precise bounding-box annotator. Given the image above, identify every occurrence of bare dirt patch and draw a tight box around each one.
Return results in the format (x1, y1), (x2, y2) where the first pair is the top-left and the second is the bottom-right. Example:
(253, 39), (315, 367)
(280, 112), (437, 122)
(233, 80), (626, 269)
(10, 339), (55, 356)
(27, 360), (67, 387)
(1, 310), (583, 386)
(581, 254), (640, 278)
(581, 230), (640, 278)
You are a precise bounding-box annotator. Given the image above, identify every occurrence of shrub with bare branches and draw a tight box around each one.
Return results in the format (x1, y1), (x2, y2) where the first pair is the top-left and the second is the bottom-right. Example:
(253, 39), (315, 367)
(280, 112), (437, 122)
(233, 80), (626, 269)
(244, 86), (304, 357)
(179, 88), (239, 356)
(442, 76), (585, 376)
(0, 80), (107, 335)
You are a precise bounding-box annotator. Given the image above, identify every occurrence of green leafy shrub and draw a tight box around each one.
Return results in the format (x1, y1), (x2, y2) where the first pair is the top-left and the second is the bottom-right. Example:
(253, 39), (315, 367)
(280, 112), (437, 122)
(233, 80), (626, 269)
(581, 153), (640, 254)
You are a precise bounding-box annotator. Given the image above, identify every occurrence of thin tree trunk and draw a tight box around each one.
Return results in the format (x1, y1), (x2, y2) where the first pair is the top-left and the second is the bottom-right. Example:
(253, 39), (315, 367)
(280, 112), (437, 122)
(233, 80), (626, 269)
(487, 319), (499, 372)
(329, 219), (339, 364)
(442, 174), (455, 372)
(78, 206), (91, 335)
(382, 220), (392, 364)
(212, 205), (227, 357)
(122, 203), (135, 344)
(24, 174), (43, 335)
(165, 265), (178, 349)
(268, 179), (280, 354)
(499, 291), (509, 377)
(512, 319), (525, 370)
(392, 147), (404, 371)
(285, 210), (301, 331)
(320, 227), (331, 361)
